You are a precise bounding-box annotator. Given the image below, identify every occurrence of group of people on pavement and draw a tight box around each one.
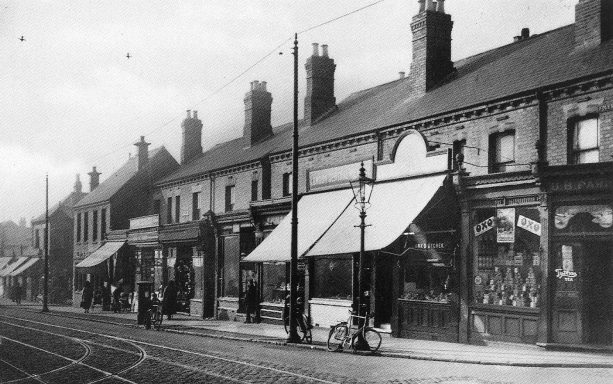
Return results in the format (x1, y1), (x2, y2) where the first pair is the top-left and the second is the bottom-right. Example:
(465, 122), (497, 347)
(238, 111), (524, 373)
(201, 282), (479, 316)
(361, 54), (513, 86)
(80, 279), (178, 320)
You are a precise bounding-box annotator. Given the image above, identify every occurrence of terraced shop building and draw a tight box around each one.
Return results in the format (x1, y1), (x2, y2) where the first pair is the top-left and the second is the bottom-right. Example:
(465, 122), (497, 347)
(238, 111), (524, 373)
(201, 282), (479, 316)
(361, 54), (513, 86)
(72, 139), (178, 309)
(154, 0), (612, 346)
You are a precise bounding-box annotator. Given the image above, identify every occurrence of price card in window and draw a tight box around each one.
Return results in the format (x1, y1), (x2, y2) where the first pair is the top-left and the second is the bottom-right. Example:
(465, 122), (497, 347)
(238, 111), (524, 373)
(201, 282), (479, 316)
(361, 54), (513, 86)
(517, 215), (541, 236)
(474, 216), (495, 236)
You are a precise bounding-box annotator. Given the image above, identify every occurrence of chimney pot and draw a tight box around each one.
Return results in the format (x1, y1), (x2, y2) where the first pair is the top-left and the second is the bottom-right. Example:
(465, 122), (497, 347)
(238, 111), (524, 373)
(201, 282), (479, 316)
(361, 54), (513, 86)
(312, 43), (319, 56)
(244, 80), (273, 145)
(88, 166), (101, 192)
(321, 44), (329, 57)
(426, 0), (435, 11)
(193, 110), (198, 119)
(521, 28), (530, 39)
(436, 0), (445, 13)
(186, 110), (191, 118)
(399, 71), (406, 79)
(261, 81), (267, 91)
(514, 36), (521, 42)
(418, 0), (425, 12)
(181, 106), (203, 164)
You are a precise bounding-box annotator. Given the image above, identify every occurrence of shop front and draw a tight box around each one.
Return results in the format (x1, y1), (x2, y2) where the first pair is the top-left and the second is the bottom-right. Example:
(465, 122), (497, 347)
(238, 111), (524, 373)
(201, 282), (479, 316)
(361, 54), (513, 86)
(542, 164), (612, 346)
(158, 217), (216, 318)
(466, 185), (544, 345)
(127, 215), (162, 294)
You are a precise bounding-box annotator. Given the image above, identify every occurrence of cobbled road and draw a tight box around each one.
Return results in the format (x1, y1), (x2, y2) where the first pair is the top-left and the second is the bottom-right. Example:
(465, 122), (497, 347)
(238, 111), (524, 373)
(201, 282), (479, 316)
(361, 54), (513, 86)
(0, 306), (611, 384)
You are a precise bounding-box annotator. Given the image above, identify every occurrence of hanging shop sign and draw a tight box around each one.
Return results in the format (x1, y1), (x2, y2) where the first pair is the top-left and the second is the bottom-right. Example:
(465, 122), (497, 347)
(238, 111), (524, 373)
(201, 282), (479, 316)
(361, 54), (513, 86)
(496, 208), (515, 243)
(474, 216), (495, 236)
(517, 215), (541, 236)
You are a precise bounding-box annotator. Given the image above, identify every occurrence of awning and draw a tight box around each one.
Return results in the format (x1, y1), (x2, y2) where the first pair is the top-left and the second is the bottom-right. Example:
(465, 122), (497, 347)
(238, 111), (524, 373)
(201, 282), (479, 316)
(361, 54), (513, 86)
(306, 174), (447, 256)
(242, 188), (355, 263)
(9, 258), (40, 277)
(0, 257), (12, 271)
(0, 257), (29, 277)
(75, 241), (125, 268)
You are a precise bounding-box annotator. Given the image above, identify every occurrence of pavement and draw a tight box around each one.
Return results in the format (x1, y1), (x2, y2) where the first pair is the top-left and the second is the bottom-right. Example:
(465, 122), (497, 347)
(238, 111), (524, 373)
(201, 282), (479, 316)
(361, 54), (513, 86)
(2, 298), (612, 368)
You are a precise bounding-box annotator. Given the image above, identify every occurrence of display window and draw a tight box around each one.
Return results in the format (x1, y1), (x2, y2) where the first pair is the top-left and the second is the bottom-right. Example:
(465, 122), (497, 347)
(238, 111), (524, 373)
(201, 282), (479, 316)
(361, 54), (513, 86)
(472, 207), (542, 308)
(312, 256), (352, 300)
(262, 263), (287, 303)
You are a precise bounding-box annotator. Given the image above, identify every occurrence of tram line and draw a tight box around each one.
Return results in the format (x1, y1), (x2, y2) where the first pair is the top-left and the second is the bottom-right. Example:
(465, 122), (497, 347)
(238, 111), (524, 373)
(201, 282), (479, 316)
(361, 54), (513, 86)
(1, 313), (342, 384)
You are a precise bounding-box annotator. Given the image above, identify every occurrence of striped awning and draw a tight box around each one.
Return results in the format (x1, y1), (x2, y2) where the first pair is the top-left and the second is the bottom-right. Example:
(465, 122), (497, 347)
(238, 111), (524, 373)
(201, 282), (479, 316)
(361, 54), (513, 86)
(0, 257), (29, 277)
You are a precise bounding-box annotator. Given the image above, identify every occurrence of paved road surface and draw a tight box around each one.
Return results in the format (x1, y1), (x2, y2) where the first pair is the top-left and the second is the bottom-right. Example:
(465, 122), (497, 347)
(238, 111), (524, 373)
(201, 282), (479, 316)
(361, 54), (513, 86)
(0, 307), (611, 383)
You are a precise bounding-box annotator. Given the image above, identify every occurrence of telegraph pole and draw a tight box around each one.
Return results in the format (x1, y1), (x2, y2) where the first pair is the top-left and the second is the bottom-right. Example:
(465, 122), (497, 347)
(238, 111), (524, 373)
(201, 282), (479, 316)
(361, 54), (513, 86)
(42, 174), (49, 312)
(287, 33), (301, 343)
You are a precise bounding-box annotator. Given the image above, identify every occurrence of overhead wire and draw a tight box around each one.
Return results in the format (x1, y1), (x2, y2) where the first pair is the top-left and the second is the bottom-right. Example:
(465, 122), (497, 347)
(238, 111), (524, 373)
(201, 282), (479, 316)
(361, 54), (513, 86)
(83, 0), (389, 168)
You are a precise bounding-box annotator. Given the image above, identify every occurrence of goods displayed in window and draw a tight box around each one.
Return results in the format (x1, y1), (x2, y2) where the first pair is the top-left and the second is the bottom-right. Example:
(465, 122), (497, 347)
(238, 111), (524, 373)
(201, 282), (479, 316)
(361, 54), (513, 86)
(472, 207), (542, 308)
(312, 257), (352, 300)
(401, 264), (455, 303)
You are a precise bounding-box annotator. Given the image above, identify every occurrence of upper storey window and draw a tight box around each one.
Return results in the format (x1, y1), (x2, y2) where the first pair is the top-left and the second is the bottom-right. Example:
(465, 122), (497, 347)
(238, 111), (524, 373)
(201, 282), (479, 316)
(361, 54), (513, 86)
(570, 117), (599, 164)
(225, 185), (235, 212)
(282, 172), (292, 197)
(489, 131), (515, 173)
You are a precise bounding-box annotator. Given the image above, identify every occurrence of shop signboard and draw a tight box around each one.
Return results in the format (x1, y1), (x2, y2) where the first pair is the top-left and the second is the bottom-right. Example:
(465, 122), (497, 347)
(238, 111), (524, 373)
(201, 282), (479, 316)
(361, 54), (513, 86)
(474, 216), (495, 236)
(496, 208), (515, 243)
(517, 215), (541, 236)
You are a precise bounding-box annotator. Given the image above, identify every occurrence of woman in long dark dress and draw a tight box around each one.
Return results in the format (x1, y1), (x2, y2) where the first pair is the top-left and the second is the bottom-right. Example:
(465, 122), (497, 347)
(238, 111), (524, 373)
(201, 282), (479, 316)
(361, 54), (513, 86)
(162, 280), (177, 320)
(81, 281), (94, 313)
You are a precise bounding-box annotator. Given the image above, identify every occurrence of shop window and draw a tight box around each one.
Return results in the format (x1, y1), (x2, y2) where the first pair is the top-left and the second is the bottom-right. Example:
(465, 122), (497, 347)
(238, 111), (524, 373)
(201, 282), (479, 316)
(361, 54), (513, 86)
(282, 172), (292, 197)
(225, 185), (235, 212)
(92, 210), (98, 242)
(175, 196), (181, 223)
(251, 179), (259, 202)
(192, 192), (200, 221)
(76, 213), (81, 242)
(167, 197), (173, 223)
(570, 117), (599, 164)
(489, 131), (515, 173)
(83, 211), (89, 242)
(223, 236), (240, 297)
(262, 263), (287, 303)
(101, 208), (107, 240)
(312, 257), (352, 300)
(472, 207), (542, 308)
(401, 264), (455, 302)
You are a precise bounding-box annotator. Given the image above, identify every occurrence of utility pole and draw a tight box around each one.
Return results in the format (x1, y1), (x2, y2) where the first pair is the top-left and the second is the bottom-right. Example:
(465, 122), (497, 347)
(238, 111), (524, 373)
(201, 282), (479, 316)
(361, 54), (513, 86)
(42, 174), (49, 312)
(287, 33), (301, 343)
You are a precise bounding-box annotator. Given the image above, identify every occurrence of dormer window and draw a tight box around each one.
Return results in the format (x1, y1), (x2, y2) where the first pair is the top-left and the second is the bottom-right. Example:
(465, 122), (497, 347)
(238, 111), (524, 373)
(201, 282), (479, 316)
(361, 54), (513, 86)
(489, 130), (515, 173)
(570, 117), (599, 164)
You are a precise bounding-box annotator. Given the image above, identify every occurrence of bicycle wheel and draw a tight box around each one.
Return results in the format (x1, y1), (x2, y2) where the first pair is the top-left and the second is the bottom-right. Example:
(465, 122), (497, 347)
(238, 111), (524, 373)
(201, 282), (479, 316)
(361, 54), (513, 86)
(361, 328), (382, 353)
(302, 328), (312, 344)
(326, 324), (347, 352)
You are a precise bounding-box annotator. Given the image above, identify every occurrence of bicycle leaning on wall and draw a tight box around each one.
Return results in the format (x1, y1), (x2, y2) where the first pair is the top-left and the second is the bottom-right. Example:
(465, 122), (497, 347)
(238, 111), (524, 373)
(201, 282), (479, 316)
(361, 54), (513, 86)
(327, 310), (381, 354)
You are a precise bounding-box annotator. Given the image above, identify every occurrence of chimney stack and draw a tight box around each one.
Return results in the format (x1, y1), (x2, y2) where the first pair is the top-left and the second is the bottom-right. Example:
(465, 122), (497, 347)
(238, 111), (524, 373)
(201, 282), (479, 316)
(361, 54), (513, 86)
(74, 174), (82, 194)
(88, 166), (101, 192)
(574, 0), (612, 49)
(134, 135), (150, 170)
(409, 0), (454, 95)
(244, 80), (273, 146)
(304, 42), (336, 125)
(181, 109), (203, 164)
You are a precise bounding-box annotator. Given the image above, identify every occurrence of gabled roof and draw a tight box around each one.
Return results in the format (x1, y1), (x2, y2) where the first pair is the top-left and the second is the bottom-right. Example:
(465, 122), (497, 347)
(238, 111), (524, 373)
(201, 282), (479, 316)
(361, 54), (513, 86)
(31, 191), (86, 224)
(75, 147), (170, 208)
(160, 24), (613, 184)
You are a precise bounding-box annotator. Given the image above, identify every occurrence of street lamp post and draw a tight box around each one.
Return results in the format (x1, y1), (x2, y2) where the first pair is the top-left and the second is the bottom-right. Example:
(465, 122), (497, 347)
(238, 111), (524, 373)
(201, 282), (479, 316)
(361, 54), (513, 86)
(42, 174), (49, 312)
(350, 162), (374, 350)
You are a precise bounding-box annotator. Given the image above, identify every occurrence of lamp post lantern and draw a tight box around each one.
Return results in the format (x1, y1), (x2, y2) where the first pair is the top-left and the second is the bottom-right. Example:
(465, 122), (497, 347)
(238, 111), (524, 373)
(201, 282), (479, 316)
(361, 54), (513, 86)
(350, 162), (374, 350)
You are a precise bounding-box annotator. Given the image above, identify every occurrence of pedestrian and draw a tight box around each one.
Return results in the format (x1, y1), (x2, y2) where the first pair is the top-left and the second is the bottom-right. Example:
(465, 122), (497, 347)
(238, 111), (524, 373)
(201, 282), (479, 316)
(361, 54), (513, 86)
(162, 280), (177, 320)
(81, 281), (94, 313)
(245, 277), (260, 324)
(112, 284), (123, 313)
(14, 282), (22, 305)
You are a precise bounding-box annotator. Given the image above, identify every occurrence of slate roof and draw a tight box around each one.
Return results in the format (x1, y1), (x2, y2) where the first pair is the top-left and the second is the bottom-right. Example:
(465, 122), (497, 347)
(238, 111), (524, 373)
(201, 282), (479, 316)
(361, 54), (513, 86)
(75, 147), (168, 208)
(159, 24), (613, 184)
(31, 191), (85, 224)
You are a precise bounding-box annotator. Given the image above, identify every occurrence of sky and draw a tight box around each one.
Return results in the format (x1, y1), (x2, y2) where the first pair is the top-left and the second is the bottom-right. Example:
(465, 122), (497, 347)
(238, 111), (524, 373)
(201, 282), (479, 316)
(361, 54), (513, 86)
(0, 0), (576, 224)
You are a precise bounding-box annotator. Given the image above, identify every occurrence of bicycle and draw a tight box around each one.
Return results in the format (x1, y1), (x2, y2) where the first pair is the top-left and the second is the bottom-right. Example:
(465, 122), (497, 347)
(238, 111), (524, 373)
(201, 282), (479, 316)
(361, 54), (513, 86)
(327, 310), (381, 354)
(146, 303), (163, 330)
(283, 300), (312, 344)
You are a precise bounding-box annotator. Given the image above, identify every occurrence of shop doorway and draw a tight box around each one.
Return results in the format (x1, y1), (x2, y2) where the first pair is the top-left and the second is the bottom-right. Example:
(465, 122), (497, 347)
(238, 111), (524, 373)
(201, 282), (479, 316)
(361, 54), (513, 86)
(582, 241), (612, 345)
